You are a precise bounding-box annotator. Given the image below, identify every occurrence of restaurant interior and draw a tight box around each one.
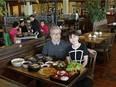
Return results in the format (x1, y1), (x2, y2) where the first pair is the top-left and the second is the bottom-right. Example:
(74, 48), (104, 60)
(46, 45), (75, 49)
(0, 0), (116, 87)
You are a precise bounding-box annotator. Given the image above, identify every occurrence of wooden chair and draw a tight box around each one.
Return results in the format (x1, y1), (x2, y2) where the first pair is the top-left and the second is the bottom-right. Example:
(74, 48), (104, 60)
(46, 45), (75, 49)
(88, 49), (97, 78)
(94, 33), (115, 62)
(94, 35), (111, 62)
(108, 33), (115, 59)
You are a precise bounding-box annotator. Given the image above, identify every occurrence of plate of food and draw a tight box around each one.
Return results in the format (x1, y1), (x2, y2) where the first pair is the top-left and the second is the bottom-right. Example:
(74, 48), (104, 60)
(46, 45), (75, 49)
(52, 61), (67, 69)
(50, 70), (80, 85)
(38, 67), (57, 77)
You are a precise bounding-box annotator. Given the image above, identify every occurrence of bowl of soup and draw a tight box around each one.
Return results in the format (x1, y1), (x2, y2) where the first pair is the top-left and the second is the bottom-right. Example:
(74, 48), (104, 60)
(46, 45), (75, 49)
(11, 58), (25, 67)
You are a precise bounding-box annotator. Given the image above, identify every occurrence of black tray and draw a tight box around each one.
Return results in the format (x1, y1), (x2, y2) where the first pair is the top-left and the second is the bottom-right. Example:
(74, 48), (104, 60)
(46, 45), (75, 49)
(50, 72), (80, 85)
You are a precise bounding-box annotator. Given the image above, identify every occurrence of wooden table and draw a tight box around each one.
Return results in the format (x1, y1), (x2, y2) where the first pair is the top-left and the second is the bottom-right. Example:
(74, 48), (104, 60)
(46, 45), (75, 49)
(14, 35), (36, 44)
(79, 32), (112, 48)
(107, 22), (116, 27)
(107, 22), (116, 33)
(0, 29), (3, 32)
(7, 65), (87, 87)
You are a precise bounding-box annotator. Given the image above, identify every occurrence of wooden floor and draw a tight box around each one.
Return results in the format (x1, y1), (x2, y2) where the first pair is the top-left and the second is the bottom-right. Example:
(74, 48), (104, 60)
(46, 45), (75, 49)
(93, 39), (116, 87)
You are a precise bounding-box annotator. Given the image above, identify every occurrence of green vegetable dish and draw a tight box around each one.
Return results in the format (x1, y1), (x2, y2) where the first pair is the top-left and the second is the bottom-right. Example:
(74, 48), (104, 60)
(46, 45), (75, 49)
(66, 61), (82, 71)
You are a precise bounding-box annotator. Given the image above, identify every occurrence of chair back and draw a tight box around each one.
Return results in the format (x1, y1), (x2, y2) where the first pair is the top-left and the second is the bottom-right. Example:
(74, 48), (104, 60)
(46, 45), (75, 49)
(109, 33), (115, 47)
(101, 35), (111, 51)
(108, 33), (115, 59)
(88, 50), (97, 78)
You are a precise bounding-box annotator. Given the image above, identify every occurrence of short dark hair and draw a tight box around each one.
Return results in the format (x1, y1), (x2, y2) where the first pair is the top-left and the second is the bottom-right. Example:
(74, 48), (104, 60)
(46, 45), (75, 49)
(40, 20), (45, 23)
(19, 20), (24, 24)
(68, 30), (79, 37)
(76, 11), (78, 13)
(29, 15), (35, 18)
(12, 22), (19, 28)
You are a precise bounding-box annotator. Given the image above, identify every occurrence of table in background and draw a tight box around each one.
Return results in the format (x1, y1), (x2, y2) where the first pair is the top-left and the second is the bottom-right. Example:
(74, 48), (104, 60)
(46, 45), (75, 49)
(14, 35), (36, 44)
(79, 32), (112, 48)
(107, 22), (116, 33)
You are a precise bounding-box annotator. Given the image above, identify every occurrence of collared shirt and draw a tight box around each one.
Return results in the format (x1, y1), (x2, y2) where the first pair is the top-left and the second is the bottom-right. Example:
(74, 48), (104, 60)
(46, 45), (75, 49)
(52, 40), (60, 45)
(42, 40), (71, 61)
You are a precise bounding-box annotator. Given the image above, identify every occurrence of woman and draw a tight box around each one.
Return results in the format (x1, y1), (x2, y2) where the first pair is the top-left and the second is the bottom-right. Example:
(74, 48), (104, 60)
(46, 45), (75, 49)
(67, 30), (92, 87)
(67, 30), (88, 67)
(40, 20), (49, 36)
(9, 22), (21, 43)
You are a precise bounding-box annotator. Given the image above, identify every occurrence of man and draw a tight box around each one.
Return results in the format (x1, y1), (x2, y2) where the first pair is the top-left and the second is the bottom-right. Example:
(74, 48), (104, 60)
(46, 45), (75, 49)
(42, 26), (70, 61)
(75, 11), (79, 21)
(29, 15), (41, 36)
(75, 11), (79, 30)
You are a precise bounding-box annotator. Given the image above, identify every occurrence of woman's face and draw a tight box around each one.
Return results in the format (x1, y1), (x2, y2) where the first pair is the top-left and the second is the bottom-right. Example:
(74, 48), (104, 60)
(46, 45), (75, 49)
(69, 34), (79, 45)
(16, 25), (19, 29)
(40, 22), (44, 27)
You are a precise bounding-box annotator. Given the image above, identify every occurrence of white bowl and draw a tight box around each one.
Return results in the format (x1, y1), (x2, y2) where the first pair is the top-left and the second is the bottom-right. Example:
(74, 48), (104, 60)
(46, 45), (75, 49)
(88, 34), (92, 38)
(113, 22), (116, 25)
(94, 31), (98, 36)
(11, 58), (25, 67)
(93, 35), (97, 38)
(99, 32), (102, 35)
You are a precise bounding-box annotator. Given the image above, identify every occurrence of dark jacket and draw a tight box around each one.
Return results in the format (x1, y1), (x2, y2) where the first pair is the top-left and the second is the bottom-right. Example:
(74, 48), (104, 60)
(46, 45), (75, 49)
(30, 19), (41, 34)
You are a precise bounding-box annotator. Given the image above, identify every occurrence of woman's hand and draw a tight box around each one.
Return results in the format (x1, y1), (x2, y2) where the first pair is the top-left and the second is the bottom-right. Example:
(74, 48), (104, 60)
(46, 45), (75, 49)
(82, 55), (88, 67)
(88, 48), (96, 54)
(18, 28), (22, 34)
(65, 56), (71, 64)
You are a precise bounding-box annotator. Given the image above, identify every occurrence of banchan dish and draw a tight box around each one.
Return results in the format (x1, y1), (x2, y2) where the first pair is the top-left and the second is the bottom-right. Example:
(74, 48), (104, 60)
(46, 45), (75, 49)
(50, 71), (80, 85)
(38, 67), (57, 77)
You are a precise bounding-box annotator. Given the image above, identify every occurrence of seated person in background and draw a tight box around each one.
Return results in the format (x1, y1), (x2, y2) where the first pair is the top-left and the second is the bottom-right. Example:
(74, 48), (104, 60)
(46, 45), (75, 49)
(42, 26), (71, 61)
(9, 22), (21, 43)
(40, 20), (49, 36)
(19, 20), (28, 34)
(67, 30), (88, 67)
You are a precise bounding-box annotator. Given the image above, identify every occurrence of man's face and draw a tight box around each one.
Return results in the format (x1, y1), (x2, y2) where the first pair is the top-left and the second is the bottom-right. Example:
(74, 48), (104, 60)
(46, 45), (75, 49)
(50, 29), (61, 42)
(20, 21), (24, 26)
(30, 17), (34, 21)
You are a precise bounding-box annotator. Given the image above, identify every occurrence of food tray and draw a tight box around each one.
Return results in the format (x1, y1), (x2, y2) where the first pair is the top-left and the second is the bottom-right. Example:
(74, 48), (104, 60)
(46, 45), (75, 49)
(50, 72), (80, 85)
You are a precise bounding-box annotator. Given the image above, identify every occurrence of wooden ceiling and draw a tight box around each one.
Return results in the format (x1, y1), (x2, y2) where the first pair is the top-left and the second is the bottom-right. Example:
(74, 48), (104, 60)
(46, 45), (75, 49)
(5, 0), (86, 2)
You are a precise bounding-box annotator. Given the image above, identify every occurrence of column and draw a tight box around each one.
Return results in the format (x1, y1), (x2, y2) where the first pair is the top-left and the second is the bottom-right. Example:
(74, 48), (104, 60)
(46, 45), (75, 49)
(24, 2), (33, 16)
(63, 0), (69, 14)
(7, 3), (11, 16)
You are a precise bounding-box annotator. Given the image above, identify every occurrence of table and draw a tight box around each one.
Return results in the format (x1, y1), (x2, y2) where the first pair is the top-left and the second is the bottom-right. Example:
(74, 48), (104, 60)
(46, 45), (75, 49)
(79, 32), (112, 48)
(107, 22), (116, 27)
(7, 65), (87, 87)
(14, 35), (36, 44)
(107, 22), (116, 33)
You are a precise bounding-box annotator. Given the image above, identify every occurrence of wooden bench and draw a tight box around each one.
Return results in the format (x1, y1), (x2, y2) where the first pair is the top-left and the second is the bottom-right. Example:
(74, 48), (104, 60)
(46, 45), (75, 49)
(0, 75), (28, 87)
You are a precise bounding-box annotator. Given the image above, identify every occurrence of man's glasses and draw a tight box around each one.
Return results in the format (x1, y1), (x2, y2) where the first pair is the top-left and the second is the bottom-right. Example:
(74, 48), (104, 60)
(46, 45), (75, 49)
(51, 33), (61, 35)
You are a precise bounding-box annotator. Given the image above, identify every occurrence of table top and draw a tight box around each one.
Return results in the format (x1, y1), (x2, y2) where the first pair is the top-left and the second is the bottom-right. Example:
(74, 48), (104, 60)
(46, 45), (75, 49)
(15, 35), (36, 40)
(7, 65), (87, 87)
(79, 32), (112, 44)
(107, 22), (116, 27)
